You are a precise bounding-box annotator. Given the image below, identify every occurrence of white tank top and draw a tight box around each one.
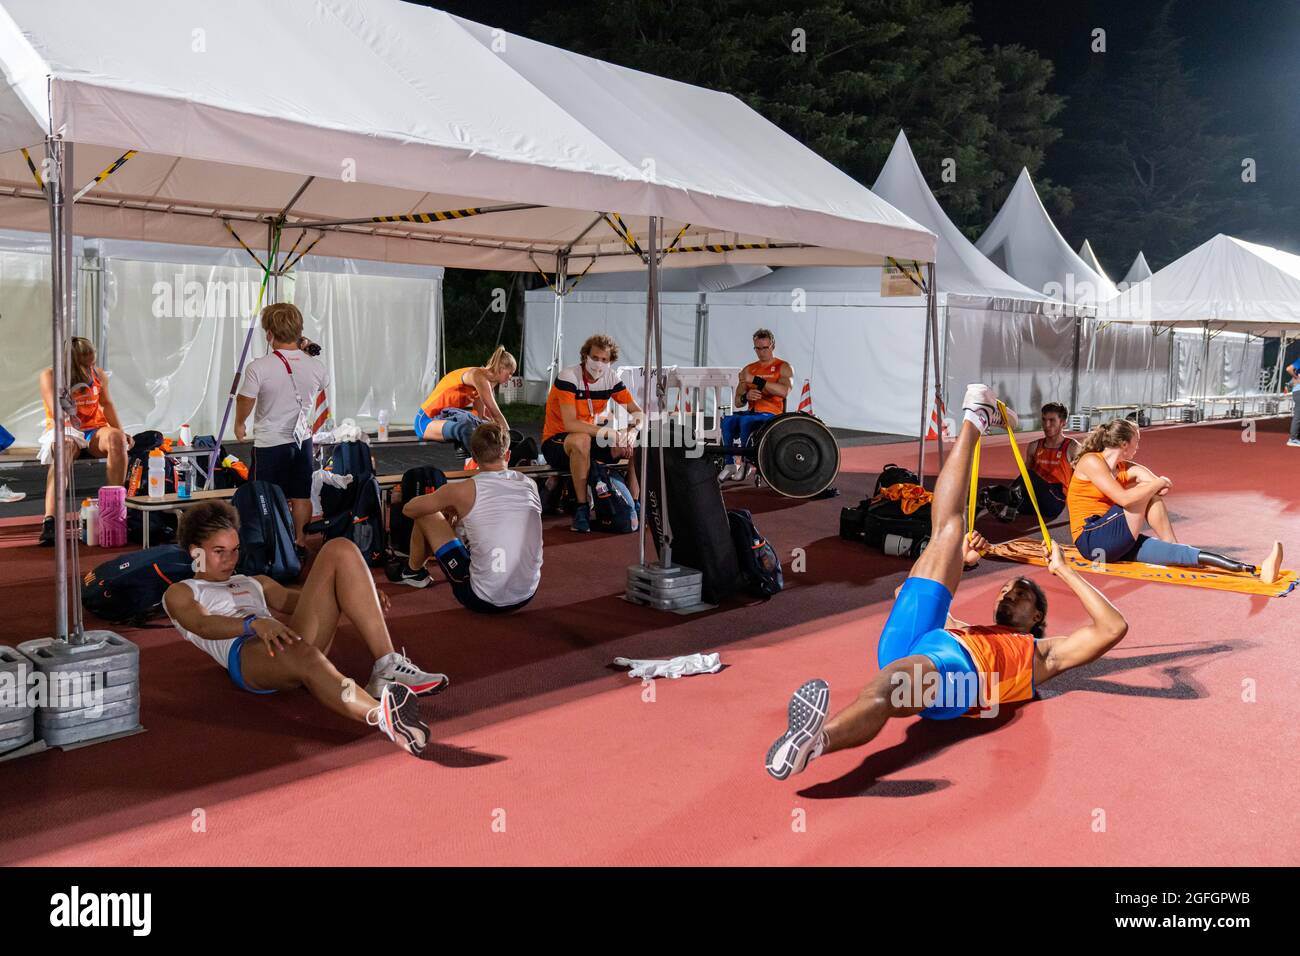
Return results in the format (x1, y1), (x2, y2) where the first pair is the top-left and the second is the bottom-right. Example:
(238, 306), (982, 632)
(166, 575), (274, 670)
(459, 469), (543, 606)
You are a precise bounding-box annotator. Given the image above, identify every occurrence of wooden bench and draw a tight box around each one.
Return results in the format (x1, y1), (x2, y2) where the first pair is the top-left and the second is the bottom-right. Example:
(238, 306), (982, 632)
(125, 461), (626, 548)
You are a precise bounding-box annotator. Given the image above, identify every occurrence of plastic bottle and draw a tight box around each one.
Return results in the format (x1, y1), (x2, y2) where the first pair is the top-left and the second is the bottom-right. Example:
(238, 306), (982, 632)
(80, 498), (98, 545)
(176, 458), (192, 499)
(148, 449), (166, 499)
(377, 409), (389, 442)
(222, 454), (249, 481)
(179, 423), (193, 447)
(97, 486), (127, 548)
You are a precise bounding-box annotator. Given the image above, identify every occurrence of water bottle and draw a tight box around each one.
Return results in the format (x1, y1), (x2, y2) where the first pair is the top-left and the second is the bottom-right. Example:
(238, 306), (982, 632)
(377, 409), (389, 442)
(179, 423), (193, 447)
(97, 486), (127, 548)
(147, 449), (166, 499)
(176, 458), (192, 499)
(80, 499), (98, 545)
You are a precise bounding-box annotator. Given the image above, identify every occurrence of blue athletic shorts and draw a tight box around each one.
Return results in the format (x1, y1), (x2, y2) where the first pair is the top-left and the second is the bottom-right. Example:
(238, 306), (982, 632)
(1074, 503), (1139, 563)
(876, 576), (980, 720)
(251, 439), (314, 500)
(227, 634), (276, 695)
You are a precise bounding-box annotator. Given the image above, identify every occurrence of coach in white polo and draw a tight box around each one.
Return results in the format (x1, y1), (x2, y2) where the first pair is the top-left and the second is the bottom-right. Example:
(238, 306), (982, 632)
(234, 302), (330, 551)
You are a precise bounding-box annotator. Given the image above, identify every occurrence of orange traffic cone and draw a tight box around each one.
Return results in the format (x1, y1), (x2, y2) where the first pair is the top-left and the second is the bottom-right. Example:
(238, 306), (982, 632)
(797, 379), (812, 413)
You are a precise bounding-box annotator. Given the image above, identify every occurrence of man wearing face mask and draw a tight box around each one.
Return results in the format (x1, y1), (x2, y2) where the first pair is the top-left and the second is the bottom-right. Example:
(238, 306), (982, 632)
(234, 303), (330, 553)
(541, 335), (643, 533)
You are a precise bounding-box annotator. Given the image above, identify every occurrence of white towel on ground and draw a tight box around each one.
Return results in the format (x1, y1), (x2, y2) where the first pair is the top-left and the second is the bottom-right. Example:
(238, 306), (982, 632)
(613, 653), (721, 680)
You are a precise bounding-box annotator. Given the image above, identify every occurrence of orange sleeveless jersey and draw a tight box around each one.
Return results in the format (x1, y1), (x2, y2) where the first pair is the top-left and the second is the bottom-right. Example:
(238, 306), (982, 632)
(1030, 439), (1075, 488)
(741, 358), (787, 415)
(44, 369), (109, 432)
(420, 367), (478, 416)
(1066, 454), (1131, 541)
(948, 625), (1037, 716)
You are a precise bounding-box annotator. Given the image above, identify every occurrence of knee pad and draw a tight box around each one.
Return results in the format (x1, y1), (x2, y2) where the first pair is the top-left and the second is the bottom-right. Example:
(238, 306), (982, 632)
(434, 539), (471, 584)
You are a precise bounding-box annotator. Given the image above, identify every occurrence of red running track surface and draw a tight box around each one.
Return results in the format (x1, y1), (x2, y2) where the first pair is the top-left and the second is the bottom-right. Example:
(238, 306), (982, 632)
(0, 418), (1296, 865)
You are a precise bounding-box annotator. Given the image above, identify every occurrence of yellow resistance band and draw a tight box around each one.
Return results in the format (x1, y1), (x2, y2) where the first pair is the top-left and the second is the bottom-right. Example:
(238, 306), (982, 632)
(967, 400), (1052, 546)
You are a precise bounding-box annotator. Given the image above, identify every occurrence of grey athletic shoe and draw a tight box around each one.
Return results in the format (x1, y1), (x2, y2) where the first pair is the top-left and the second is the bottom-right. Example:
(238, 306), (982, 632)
(366, 683), (431, 756)
(765, 679), (830, 780)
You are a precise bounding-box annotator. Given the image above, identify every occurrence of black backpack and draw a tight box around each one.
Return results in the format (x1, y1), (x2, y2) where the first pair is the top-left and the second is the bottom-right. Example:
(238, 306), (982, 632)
(81, 544), (194, 625)
(727, 509), (784, 599)
(873, 462), (921, 496)
(314, 441), (386, 566)
(587, 461), (638, 534)
(508, 430), (540, 466)
(124, 430), (178, 544)
(233, 480), (302, 584)
(388, 465), (447, 557)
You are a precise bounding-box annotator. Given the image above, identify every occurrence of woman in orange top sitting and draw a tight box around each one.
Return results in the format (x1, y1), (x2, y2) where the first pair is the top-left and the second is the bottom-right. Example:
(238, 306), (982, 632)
(413, 347), (515, 453)
(1066, 418), (1281, 579)
(38, 337), (131, 546)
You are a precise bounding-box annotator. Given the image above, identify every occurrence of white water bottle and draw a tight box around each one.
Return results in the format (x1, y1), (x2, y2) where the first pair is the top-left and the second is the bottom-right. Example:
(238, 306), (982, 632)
(147, 449), (166, 499)
(377, 409), (389, 442)
(80, 498), (98, 546)
(179, 422), (193, 447)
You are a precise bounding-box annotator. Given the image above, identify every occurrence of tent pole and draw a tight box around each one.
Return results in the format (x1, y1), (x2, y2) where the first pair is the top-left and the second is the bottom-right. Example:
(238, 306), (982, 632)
(917, 268), (933, 481)
(46, 136), (70, 642)
(637, 219), (657, 568)
(1069, 315), (1082, 416)
(547, 252), (567, 390)
(1199, 321), (1212, 412)
(927, 263), (944, 470)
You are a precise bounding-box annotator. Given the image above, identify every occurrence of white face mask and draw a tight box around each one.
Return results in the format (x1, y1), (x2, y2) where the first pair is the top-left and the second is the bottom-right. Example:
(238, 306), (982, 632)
(584, 358), (609, 378)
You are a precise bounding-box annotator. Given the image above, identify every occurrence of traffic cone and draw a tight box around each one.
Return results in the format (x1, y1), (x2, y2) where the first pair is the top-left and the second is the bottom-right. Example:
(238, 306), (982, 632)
(797, 379), (812, 413)
(312, 388), (330, 434)
(925, 397), (948, 439)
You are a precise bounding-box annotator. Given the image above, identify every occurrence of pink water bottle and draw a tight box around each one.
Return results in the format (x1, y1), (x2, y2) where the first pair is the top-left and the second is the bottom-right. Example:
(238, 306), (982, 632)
(97, 485), (128, 548)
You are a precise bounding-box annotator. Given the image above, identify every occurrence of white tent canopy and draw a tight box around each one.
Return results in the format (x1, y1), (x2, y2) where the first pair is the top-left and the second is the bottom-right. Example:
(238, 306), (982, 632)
(1121, 251), (1153, 286)
(1078, 239), (1113, 286)
(976, 169), (1118, 304)
(1098, 234), (1300, 334)
(0, 0), (935, 273)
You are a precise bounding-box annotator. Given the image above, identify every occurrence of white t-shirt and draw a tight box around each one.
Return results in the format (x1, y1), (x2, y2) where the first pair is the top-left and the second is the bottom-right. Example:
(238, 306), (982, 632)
(459, 469), (543, 606)
(238, 348), (330, 448)
(164, 575), (274, 670)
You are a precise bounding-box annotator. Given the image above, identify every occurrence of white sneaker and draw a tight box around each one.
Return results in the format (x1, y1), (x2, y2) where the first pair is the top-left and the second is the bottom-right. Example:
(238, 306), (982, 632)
(1287, 439), (1300, 447)
(961, 383), (1018, 434)
(765, 678), (830, 780)
(739, 462), (759, 483)
(717, 462), (738, 482)
(365, 683), (431, 756)
(0, 484), (25, 504)
(366, 649), (449, 699)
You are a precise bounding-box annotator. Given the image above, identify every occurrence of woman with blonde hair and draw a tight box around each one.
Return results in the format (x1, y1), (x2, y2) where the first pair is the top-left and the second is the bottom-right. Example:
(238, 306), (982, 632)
(1066, 418), (1282, 580)
(414, 346), (515, 453)
(37, 337), (131, 546)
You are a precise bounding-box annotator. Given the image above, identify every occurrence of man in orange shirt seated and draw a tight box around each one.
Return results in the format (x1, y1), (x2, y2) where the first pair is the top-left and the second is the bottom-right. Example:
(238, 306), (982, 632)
(718, 328), (792, 482)
(541, 335), (643, 533)
(765, 384), (1130, 781)
(980, 401), (1080, 523)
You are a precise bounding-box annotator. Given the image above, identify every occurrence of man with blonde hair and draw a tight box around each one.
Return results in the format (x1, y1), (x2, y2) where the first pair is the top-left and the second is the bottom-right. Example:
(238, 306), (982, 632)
(235, 303), (330, 551)
(393, 422), (543, 613)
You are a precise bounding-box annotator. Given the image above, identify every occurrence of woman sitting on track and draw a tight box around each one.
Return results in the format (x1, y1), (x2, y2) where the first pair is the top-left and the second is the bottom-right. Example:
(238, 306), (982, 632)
(1066, 418), (1282, 580)
(163, 502), (448, 756)
(37, 336), (131, 546)
(414, 346), (516, 453)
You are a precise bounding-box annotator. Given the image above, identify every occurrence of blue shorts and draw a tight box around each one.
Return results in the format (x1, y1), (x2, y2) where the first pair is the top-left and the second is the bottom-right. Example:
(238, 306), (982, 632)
(876, 577), (979, 720)
(251, 439), (314, 500)
(415, 407), (484, 449)
(227, 635), (276, 695)
(1074, 504), (1139, 563)
(450, 575), (535, 614)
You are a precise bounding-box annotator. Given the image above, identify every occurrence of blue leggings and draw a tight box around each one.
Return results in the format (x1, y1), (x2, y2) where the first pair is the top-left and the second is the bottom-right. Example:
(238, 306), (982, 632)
(719, 412), (775, 461)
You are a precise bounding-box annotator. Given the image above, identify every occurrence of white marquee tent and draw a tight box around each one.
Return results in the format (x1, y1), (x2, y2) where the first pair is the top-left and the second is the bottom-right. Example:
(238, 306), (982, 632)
(1078, 239), (1114, 287)
(976, 169), (1119, 304)
(1121, 251), (1153, 287)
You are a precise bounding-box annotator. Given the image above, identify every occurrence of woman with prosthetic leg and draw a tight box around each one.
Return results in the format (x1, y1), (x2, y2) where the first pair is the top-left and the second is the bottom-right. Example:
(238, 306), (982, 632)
(765, 385), (1132, 780)
(1066, 418), (1282, 580)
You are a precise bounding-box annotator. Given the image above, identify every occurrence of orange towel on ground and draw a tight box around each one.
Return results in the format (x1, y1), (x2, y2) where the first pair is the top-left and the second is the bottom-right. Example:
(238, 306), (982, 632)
(986, 538), (1298, 598)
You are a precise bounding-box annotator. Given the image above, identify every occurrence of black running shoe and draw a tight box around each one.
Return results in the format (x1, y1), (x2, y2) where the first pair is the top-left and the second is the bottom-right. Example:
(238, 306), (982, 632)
(38, 515), (55, 547)
(385, 559), (432, 589)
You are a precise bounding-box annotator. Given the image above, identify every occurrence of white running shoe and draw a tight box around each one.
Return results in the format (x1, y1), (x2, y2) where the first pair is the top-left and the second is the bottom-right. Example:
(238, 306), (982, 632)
(0, 483), (25, 504)
(1287, 439), (1300, 447)
(366, 683), (431, 755)
(366, 649), (449, 699)
(717, 462), (739, 482)
(740, 462), (759, 484)
(765, 678), (830, 780)
(961, 383), (1018, 434)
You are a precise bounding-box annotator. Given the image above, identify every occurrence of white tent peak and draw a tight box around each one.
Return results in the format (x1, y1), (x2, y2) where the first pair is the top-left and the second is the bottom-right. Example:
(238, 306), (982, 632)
(1121, 251), (1153, 286)
(1098, 232), (1300, 333)
(1078, 239), (1112, 284)
(976, 167), (1118, 304)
